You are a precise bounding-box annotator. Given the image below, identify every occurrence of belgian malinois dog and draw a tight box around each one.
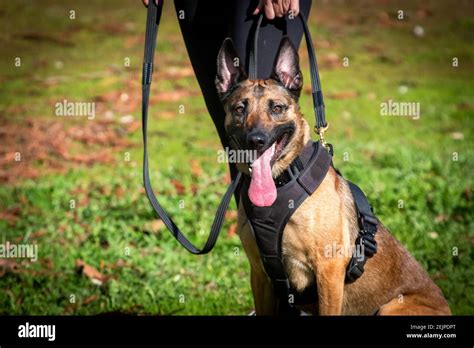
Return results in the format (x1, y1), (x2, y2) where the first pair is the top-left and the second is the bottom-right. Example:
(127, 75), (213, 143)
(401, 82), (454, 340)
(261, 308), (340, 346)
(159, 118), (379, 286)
(215, 37), (451, 315)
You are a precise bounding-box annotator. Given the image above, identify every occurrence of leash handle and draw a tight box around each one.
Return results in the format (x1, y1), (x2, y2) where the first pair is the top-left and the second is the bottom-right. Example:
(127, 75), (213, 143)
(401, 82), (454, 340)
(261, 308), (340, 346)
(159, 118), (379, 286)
(248, 14), (263, 80)
(248, 13), (327, 130)
(142, 0), (242, 254)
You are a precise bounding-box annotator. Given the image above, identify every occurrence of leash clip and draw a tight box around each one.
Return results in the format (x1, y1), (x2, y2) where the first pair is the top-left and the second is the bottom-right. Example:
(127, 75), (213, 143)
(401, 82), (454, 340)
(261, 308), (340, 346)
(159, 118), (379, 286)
(315, 123), (330, 150)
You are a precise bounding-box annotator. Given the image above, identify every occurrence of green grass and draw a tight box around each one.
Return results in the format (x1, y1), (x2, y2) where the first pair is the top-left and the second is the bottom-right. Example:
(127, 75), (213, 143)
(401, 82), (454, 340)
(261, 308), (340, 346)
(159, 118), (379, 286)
(0, 0), (473, 315)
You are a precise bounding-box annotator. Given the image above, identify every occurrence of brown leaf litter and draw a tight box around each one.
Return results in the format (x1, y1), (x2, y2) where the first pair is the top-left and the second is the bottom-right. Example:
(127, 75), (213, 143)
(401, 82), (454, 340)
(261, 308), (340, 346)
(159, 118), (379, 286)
(0, 117), (137, 184)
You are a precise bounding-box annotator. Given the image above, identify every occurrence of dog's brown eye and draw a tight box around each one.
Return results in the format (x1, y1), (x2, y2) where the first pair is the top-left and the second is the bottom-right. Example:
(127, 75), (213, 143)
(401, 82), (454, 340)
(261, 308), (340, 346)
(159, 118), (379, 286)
(235, 106), (244, 114)
(272, 105), (283, 113)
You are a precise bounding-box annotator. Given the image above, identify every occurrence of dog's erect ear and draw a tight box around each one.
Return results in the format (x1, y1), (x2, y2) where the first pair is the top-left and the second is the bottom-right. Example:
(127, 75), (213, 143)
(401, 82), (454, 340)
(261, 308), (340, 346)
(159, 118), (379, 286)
(271, 37), (303, 97)
(216, 38), (247, 98)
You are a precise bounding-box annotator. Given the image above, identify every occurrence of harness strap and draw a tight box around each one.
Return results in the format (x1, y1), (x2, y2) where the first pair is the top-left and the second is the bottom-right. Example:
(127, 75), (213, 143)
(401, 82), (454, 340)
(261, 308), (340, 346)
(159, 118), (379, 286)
(242, 141), (332, 314)
(345, 182), (379, 283)
(244, 148), (380, 312)
(142, 0), (242, 254)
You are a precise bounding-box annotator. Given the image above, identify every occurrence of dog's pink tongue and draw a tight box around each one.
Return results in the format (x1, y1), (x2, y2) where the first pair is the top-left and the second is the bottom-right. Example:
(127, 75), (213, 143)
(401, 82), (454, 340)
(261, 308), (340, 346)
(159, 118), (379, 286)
(248, 143), (277, 207)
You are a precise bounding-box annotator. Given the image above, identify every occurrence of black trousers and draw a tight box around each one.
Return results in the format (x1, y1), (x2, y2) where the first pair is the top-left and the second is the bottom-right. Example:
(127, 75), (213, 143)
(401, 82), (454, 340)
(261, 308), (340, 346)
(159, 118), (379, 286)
(174, 0), (312, 188)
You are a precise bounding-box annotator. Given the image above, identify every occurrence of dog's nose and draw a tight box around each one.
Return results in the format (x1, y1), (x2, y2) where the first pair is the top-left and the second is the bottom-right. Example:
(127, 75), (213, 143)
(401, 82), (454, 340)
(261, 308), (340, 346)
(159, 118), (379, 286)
(246, 131), (268, 150)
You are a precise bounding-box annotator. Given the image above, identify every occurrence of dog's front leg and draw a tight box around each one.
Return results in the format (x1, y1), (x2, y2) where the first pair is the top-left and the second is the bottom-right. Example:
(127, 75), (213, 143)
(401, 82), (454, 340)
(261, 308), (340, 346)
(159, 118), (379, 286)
(238, 217), (277, 315)
(250, 266), (277, 315)
(315, 259), (346, 315)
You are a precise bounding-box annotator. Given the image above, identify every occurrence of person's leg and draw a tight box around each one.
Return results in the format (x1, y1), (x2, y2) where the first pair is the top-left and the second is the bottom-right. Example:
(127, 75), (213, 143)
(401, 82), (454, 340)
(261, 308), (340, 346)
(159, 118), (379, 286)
(229, 0), (312, 79)
(173, 0), (230, 148)
(174, 0), (242, 192)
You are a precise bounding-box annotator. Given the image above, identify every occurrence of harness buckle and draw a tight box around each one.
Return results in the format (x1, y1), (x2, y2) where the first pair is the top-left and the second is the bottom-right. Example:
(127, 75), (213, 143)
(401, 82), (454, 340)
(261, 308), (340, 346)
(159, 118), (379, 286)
(359, 212), (378, 227)
(357, 214), (378, 257)
(345, 257), (364, 283)
(359, 233), (377, 257)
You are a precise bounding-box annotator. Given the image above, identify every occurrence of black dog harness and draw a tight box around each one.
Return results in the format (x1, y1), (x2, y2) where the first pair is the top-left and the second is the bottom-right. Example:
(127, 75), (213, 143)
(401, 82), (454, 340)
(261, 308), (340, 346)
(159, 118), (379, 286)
(241, 141), (379, 313)
(241, 140), (330, 309)
(142, 1), (379, 315)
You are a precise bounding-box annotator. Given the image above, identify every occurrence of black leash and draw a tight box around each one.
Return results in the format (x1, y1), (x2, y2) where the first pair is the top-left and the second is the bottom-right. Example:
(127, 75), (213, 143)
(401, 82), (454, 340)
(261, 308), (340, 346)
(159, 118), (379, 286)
(142, 0), (242, 254)
(248, 14), (263, 80)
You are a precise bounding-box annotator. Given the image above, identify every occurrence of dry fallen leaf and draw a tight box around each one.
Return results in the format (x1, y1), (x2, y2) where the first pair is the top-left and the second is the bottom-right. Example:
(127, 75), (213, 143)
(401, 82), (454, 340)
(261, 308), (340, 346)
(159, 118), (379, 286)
(451, 132), (464, 140)
(75, 259), (107, 286)
(223, 174), (231, 185)
(152, 90), (194, 102)
(160, 111), (176, 120)
(145, 219), (165, 234)
(416, 8), (432, 19)
(321, 52), (340, 68)
(377, 11), (392, 26)
(0, 207), (21, 225)
(159, 66), (194, 79)
(190, 159), (203, 177)
(170, 179), (186, 195)
(83, 294), (99, 305)
(0, 117), (137, 184)
(327, 91), (359, 100)
(225, 210), (238, 221)
(227, 223), (238, 238)
(0, 259), (21, 277)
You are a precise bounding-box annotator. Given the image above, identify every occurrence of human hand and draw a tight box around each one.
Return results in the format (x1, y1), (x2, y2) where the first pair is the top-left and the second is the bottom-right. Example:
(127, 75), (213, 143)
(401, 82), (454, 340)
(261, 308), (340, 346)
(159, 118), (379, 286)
(142, 0), (159, 7)
(253, 0), (300, 20)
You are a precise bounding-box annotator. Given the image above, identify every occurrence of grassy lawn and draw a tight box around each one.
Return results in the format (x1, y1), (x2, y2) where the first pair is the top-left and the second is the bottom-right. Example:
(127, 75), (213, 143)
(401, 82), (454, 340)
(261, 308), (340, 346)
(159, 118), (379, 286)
(0, 0), (473, 315)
